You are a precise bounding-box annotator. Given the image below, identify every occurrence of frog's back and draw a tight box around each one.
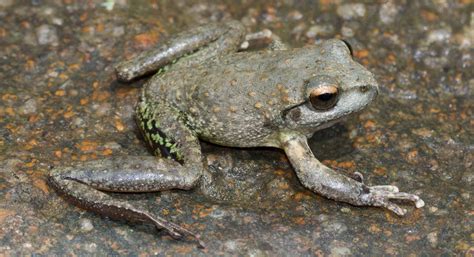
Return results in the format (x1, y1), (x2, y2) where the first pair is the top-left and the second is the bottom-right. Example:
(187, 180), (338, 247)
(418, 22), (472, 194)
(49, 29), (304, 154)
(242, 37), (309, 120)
(142, 47), (320, 147)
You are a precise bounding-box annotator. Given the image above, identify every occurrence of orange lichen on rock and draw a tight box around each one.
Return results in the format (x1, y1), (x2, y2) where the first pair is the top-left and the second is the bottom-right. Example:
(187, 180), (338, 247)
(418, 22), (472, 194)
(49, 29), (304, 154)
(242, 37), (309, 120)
(0, 27), (6, 38)
(80, 98), (89, 105)
(54, 150), (62, 158)
(25, 139), (38, 150)
(92, 90), (111, 101)
(354, 49), (369, 59)
(373, 167), (387, 176)
(369, 224), (382, 233)
(54, 90), (66, 96)
(420, 10), (439, 22)
(0, 209), (16, 223)
(77, 140), (99, 152)
(406, 150), (418, 162)
(293, 192), (311, 202)
(134, 31), (160, 49)
(293, 217), (306, 225)
(364, 120), (376, 130)
(32, 177), (49, 194)
(114, 118), (125, 132)
(102, 148), (113, 156)
(25, 59), (36, 71)
(5, 107), (15, 116)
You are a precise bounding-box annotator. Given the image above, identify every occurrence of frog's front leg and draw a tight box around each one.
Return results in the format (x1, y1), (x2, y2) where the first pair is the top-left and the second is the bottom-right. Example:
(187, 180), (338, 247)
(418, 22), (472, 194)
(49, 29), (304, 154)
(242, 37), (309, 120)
(280, 134), (424, 216)
(49, 103), (206, 247)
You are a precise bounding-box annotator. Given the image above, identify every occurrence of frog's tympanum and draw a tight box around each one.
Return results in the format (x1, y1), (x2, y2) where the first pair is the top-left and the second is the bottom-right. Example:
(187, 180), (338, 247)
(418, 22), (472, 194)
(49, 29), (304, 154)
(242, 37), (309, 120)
(50, 21), (424, 247)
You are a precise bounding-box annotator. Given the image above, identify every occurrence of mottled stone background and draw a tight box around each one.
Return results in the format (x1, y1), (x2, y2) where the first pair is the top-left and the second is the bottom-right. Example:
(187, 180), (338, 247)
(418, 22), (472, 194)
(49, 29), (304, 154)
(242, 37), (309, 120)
(0, 0), (472, 256)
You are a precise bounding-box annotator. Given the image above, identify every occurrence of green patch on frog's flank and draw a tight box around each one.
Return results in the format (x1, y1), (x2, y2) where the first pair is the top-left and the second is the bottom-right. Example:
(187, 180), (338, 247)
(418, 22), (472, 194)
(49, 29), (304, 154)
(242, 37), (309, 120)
(136, 100), (184, 162)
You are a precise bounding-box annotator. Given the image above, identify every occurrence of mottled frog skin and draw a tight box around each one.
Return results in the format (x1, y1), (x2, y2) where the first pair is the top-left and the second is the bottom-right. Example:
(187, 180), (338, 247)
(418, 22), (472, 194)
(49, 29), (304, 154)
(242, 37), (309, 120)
(50, 20), (424, 247)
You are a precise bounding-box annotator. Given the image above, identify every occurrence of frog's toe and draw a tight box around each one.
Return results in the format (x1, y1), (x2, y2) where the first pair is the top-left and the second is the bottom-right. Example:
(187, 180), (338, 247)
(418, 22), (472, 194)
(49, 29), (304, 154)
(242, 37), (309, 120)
(381, 200), (407, 216)
(143, 212), (206, 247)
(349, 171), (364, 183)
(363, 188), (424, 216)
(370, 185), (399, 193)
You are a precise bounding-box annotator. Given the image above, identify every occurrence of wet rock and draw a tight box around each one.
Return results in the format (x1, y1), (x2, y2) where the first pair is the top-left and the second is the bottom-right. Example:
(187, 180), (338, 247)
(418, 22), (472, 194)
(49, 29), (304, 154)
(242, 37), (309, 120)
(224, 240), (243, 252)
(71, 117), (86, 128)
(23, 31), (38, 46)
(427, 232), (438, 248)
(35, 24), (59, 46)
(305, 24), (334, 38)
(113, 26), (125, 37)
(265, 177), (293, 201)
(336, 3), (366, 20)
(84, 243), (98, 253)
(247, 248), (268, 257)
(93, 102), (112, 116)
(321, 221), (348, 235)
(104, 141), (122, 150)
(208, 205), (228, 219)
(0, 1), (472, 256)
(379, 1), (400, 24)
(427, 28), (452, 44)
(19, 98), (37, 115)
(0, 0), (13, 8)
(79, 218), (94, 232)
(287, 10), (303, 21)
(340, 26), (354, 38)
(329, 241), (352, 257)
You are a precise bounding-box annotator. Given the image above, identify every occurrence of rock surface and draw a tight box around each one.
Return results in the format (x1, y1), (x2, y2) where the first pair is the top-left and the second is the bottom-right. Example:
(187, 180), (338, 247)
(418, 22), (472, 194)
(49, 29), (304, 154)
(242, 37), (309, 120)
(0, 1), (472, 256)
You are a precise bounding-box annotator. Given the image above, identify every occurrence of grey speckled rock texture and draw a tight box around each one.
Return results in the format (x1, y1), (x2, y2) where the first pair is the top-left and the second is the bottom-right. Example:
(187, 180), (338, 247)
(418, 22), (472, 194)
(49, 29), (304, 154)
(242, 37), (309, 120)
(0, 1), (472, 256)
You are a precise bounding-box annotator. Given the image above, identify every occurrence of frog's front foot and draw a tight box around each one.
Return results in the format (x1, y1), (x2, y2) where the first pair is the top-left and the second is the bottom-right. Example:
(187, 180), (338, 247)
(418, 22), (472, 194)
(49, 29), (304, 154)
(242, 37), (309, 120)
(281, 134), (424, 216)
(348, 173), (424, 215)
(357, 184), (425, 216)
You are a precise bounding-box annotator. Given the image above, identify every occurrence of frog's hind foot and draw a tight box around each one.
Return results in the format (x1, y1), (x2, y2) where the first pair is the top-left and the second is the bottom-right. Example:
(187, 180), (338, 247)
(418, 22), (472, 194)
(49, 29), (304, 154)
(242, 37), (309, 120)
(359, 185), (425, 216)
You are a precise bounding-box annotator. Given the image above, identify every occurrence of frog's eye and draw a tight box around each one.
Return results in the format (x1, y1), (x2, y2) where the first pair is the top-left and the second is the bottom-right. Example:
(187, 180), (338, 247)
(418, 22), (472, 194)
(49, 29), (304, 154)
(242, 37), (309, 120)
(309, 85), (339, 110)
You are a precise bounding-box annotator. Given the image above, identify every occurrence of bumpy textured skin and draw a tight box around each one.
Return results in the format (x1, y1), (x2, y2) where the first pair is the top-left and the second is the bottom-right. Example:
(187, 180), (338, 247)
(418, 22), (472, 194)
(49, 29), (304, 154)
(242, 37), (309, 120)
(143, 40), (378, 148)
(49, 20), (424, 247)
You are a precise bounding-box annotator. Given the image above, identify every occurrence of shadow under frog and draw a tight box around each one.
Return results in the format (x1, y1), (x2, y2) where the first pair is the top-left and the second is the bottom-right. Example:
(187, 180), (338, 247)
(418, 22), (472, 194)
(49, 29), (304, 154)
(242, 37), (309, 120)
(49, 20), (424, 247)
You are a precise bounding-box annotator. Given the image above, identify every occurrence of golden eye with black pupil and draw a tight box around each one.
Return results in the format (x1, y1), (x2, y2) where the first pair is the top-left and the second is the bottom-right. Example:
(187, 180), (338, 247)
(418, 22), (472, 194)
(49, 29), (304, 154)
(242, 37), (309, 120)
(309, 85), (339, 110)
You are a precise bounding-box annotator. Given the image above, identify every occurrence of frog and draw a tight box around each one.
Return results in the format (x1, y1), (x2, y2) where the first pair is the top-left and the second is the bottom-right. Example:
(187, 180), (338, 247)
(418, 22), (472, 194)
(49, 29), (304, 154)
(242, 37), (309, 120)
(49, 20), (424, 247)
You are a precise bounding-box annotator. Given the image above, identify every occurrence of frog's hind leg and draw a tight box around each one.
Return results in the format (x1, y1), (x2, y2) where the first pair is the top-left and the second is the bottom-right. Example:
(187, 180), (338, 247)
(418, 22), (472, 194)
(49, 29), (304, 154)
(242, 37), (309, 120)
(49, 103), (207, 247)
(115, 20), (246, 82)
(49, 157), (205, 247)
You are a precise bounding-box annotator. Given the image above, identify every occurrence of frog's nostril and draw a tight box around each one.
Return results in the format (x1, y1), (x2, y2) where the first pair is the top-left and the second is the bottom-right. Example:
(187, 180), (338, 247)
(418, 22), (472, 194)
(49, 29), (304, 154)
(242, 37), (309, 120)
(359, 85), (370, 93)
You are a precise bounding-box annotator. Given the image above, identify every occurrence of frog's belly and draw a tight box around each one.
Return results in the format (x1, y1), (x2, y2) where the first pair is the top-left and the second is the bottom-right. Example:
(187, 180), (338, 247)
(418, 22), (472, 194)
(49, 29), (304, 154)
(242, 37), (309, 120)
(187, 115), (278, 148)
(199, 130), (277, 148)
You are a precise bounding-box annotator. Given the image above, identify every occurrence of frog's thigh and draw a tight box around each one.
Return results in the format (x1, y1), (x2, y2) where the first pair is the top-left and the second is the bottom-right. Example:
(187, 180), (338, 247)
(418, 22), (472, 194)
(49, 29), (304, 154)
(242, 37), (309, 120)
(49, 156), (201, 194)
(115, 20), (245, 81)
(167, 20), (245, 70)
(137, 101), (203, 169)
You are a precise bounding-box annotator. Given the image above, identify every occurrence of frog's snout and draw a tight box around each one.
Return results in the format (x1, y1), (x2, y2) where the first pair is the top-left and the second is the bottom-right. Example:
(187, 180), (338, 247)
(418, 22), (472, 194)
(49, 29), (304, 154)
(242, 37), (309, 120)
(358, 83), (378, 98)
(357, 83), (379, 105)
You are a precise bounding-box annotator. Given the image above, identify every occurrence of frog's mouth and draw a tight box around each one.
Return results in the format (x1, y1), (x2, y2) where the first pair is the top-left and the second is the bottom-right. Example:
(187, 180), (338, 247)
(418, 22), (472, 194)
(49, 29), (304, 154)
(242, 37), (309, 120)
(282, 102), (347, 127)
